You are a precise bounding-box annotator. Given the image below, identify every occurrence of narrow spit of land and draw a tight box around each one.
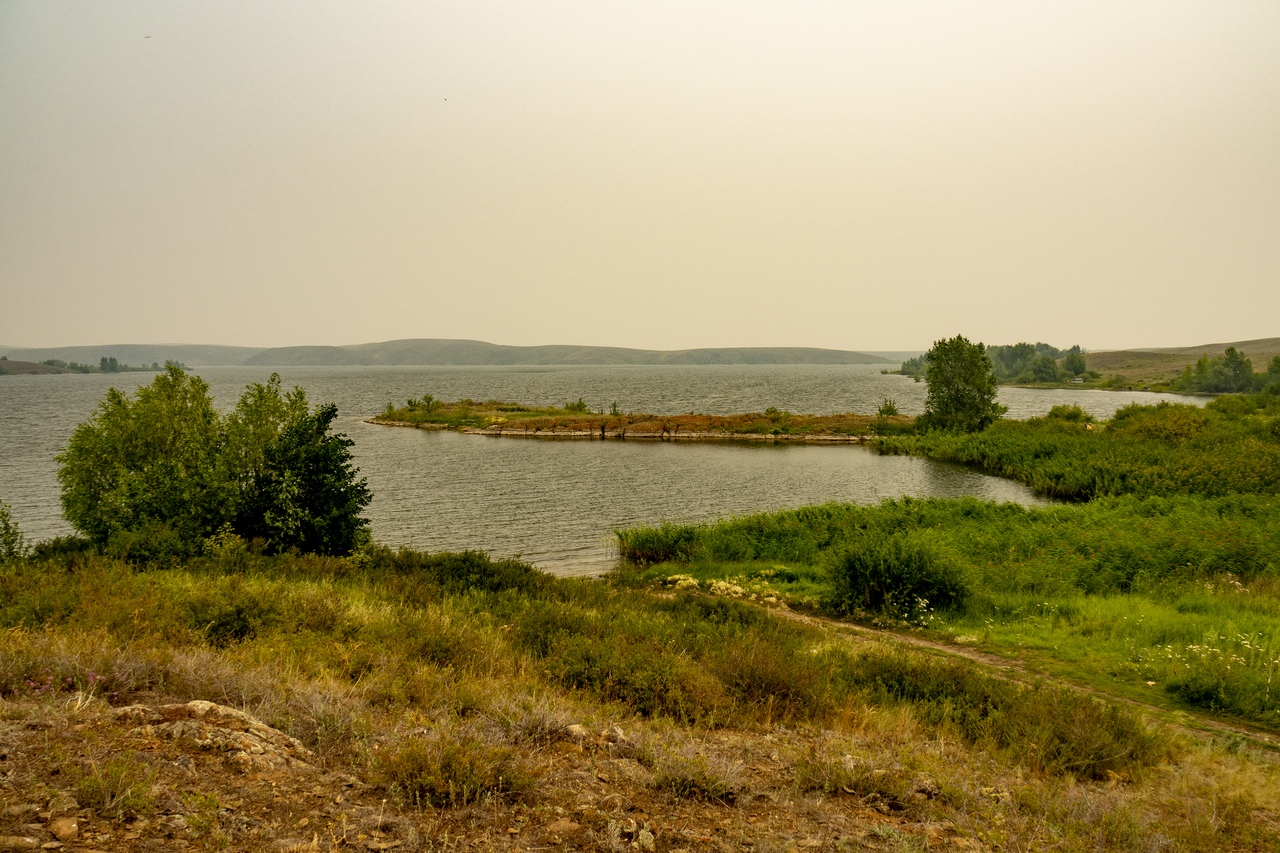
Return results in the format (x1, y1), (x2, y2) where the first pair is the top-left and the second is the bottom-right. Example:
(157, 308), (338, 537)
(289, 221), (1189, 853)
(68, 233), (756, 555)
(369, 399), (910, 443)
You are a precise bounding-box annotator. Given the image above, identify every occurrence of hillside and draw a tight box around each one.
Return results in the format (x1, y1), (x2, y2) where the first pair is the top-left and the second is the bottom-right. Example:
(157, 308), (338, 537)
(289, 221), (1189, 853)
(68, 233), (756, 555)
(245, 339), (896, 366)
(0, 358), (73, 375)
(1086, 337), (1280, 385)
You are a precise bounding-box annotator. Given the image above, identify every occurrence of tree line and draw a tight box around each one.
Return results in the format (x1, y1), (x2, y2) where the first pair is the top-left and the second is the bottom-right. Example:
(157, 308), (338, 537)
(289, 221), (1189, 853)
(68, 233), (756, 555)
(898, 341), (1089, 384)
(1173, 347), (1280, 394)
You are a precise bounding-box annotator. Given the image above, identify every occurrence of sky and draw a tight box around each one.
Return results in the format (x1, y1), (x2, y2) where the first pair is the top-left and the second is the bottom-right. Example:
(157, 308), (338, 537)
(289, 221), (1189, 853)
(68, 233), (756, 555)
(1, 2), (1278, 353)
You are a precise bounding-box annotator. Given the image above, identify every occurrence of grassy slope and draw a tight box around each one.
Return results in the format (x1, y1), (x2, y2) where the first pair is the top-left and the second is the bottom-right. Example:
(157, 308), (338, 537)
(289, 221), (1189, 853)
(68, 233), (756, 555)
(4, 545), (1279, 850)
(1085, 337), (1280, 387)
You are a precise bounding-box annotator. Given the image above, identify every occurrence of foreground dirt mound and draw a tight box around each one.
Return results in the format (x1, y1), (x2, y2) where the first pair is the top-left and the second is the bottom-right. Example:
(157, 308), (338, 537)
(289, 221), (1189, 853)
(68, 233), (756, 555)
(112, 700), (315, 772)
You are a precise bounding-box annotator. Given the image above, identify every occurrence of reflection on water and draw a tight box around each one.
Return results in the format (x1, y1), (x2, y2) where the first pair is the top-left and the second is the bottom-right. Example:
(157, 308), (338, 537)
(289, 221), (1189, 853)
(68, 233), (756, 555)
(0, 365), (1206, 574)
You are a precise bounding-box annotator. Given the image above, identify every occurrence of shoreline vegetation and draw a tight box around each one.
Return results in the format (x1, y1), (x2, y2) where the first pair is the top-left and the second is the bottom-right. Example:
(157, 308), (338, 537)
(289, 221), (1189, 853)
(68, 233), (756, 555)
(369, 398), (912, 443)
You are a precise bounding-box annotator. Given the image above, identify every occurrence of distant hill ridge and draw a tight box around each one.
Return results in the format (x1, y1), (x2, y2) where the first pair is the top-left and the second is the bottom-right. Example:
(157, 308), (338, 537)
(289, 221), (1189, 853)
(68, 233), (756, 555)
(2, 339), (896, 367)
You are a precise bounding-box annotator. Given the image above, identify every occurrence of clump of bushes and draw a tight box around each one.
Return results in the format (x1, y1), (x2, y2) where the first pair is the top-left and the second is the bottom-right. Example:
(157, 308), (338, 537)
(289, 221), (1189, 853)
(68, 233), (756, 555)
(372, 725), (540, 807)
(825, 532), (967, 621)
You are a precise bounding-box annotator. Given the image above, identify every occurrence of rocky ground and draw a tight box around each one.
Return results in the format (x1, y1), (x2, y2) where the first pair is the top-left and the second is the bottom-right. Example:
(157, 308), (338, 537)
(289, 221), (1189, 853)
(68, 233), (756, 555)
(1, 693), (980, 852)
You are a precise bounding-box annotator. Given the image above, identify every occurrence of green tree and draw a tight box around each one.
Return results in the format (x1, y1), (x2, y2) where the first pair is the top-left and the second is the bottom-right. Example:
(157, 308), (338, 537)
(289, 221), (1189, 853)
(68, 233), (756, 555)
(918, 335), (1006, 432)
(1062, 351), (1087, 376)
(234, 404), (371, 555)
(58, 365), (227, 546)
(1029, 354), (1061, 383)
(0, 500), (28, 563)
(57, 366), (371, 556)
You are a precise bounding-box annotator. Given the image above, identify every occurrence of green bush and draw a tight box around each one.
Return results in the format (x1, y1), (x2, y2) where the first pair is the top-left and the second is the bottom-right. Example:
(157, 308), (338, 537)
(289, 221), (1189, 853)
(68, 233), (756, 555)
(0, 501), (28, 563)
(373, 730), (537, 807)
(825, 532), (967, 620)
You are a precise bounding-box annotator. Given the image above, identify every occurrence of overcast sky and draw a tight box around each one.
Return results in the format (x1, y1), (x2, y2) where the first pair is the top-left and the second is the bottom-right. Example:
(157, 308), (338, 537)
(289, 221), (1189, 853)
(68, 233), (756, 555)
(2, 2), (1277, 352)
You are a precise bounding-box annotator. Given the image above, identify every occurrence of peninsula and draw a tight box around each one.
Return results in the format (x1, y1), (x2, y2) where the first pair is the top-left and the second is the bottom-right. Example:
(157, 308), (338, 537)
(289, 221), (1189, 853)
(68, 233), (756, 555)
(369, 398), (910, 443)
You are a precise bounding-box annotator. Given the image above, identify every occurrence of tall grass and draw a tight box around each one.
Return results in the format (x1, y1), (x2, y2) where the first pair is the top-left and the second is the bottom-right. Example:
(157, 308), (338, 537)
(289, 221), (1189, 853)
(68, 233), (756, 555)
(0, 544), (1166, 783)
(614, 493), (1280, 726)
(876, 397), (1280, 500)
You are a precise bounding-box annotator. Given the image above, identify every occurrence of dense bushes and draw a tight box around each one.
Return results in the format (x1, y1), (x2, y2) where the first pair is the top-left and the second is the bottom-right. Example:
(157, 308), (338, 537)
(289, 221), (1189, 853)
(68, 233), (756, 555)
(825, 532), (968, 619)
(56, 367), (371, 556)
(877, 397), (1280, 500)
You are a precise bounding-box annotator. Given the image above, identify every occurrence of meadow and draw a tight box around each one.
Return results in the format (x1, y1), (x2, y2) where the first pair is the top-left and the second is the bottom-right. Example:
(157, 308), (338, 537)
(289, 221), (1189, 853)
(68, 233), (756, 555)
(616, 395), (1280, 733)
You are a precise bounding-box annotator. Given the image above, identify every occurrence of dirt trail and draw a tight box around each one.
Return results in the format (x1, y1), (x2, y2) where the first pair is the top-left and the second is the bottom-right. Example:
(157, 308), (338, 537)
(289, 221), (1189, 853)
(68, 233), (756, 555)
(768, 604), (1280, 754)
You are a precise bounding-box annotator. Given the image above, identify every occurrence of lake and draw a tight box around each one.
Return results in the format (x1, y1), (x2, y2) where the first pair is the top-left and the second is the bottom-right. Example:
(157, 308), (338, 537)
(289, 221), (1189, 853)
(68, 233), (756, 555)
(0, 364), (1207, 574)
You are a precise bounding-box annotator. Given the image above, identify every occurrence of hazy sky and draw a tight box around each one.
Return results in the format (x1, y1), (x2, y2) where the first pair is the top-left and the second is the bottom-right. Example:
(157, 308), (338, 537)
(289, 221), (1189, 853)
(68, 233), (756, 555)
(2, 2), (1278, 352)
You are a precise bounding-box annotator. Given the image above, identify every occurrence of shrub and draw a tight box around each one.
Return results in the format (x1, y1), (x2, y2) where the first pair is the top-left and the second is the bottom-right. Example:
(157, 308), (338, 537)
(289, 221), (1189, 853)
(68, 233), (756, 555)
(0, 501), (28, 563)
(825, 532), (967, 620)
(650, 741), (741, 803)
(372, 728), (538, 807)
(76, 755), (156, 821)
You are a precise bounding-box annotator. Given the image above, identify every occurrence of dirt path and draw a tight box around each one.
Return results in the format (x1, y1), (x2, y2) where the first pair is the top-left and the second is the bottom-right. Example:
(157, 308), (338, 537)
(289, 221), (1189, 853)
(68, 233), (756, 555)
(768, 604), (1280, 754)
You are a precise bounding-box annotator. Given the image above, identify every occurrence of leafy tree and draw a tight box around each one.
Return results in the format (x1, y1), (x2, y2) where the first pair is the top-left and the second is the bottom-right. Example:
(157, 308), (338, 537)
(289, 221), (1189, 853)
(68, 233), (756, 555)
(57, 366), (370, 556)
(918, 335), (1007, 432)
(1029, 354), (1061, 383)
(234, 404), (371, 555)
(1176, 348), (1261, 394)
(1062, 351), (1087, 376)
(0, 500), (28, 563)
(58, 365), (227, 546)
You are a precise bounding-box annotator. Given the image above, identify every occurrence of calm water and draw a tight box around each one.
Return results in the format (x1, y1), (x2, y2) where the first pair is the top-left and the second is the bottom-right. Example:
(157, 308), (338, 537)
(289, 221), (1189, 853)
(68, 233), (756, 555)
(0, 365), (1207, 574)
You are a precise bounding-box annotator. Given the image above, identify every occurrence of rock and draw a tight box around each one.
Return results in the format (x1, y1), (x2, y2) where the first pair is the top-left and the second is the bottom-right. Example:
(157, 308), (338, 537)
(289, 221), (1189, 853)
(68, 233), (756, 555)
(0, 838), (40, 851)
(47, 818), (78, 842)
(2, 805), (39, 821)
(597, 758), (655, 786)
(364, 841), (401, 851)
(545, 818), (581, 835)
(114, 701), (313, 772)
(46, 796), (77, 817)
(563, 724), (594, 743)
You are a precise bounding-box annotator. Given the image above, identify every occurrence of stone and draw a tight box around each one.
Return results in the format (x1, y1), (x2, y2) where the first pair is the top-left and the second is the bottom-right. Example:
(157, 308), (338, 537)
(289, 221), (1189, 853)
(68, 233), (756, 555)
(47, 818), (78, 842)
(545, 818), (580, 835)
(114, 701), (314, 772)
(563, 724), (594, 742)
(0, 838), (40, 851)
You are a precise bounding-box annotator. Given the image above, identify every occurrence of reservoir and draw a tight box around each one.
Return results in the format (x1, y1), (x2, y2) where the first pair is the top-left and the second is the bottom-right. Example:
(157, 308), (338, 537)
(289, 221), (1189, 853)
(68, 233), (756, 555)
(0, 364), (1207, 574)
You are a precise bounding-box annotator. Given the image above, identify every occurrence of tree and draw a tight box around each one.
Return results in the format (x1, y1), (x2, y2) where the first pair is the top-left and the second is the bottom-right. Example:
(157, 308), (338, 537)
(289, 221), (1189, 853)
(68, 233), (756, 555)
(0, 500), (28, 563)
(1062, 351), (1087, 376)
(234, 404), (371, 555)
(918, 335), (1007, 432)
(57, 366), (371, 556)
(58, 365), (227, 545)
(1029, 354), (1061, 383)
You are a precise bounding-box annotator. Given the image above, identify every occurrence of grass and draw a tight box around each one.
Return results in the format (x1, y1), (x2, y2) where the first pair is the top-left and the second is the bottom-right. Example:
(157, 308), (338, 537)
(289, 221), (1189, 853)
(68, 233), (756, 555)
(614, 395), (1280, 734)
(3, 540), (1280, 849)
(875, 396), (1280, 500)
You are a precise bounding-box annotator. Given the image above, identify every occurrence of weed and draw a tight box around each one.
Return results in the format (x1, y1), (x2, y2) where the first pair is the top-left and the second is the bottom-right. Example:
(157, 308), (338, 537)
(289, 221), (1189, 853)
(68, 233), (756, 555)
(372, 724), (539, 807)
(76, 754), (156, 821)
